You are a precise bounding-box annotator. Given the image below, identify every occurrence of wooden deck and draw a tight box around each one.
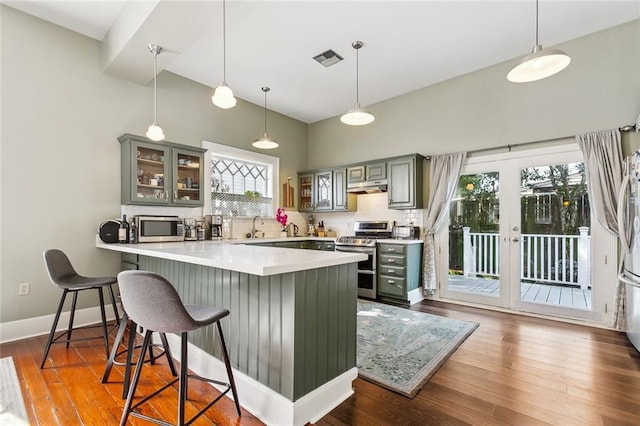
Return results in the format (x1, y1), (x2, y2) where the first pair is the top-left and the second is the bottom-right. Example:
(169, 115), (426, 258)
(447, 275), (592, 309)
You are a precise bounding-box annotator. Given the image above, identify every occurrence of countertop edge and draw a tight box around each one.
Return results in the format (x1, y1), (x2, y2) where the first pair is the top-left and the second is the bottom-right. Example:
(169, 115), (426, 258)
(96, 241), (367, 276)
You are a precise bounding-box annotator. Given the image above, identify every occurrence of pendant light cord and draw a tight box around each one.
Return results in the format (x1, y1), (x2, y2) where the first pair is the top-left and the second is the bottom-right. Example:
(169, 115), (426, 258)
(222, 0), (227, 83)
(263, 89), (268, 133)
(535, 0), (539, 46)
(152, 47), (158, 123)
(356, 46), (360, 104)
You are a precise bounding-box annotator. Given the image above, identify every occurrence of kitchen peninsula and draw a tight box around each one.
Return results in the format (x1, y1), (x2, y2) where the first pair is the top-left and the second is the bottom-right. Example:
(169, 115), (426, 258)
(96, 239), (366, 426)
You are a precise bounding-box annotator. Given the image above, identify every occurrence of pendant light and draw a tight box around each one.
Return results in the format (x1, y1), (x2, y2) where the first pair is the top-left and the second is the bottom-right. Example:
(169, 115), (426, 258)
(341, 40), (374, 126)
(507, 0), (570, 83)
(252, 87), (278, 149)
(145, 44), (165, 141)
(211, 0), (236, 108)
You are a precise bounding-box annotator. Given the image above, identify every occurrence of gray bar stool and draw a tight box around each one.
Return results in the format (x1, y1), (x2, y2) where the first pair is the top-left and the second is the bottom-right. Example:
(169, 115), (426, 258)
(40, 249), (120, 368)
(117, 270), (241, 426)
(102, 307), (178, 399)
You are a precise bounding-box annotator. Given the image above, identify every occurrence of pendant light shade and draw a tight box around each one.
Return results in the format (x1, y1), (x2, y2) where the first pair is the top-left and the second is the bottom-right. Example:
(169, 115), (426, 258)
(507, 0), (570, 83)
(341, 41), (374, 126)
(341, 103), (375, 126)
(212, 83), (236, 109)
(211, 0), (236, 108)
(146, 44), (165, 141)
(146, 124), (165, 141)
(252, 87), (278, 149)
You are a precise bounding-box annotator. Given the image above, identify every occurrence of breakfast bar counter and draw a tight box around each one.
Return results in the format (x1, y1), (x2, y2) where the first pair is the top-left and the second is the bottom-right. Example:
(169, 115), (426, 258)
(97, 240), (366, 426)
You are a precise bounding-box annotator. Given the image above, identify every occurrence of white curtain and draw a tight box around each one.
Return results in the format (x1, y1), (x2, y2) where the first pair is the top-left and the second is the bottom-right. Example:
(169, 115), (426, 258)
(422, 152), (467, 296)
(576, 129), (625, 329)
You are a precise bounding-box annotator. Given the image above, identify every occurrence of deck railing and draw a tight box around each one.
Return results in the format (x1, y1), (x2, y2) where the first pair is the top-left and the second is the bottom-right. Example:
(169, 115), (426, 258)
(462, 227), (591, 289)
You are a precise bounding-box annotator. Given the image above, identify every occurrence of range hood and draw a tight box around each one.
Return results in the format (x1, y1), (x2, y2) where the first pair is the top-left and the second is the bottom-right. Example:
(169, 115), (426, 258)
(347, 179), (388, 194)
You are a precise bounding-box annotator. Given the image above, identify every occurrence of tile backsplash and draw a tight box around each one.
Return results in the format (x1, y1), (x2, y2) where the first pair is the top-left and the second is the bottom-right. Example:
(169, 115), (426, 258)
(120, 192), (425, 240)
(308, 192), (424, 237)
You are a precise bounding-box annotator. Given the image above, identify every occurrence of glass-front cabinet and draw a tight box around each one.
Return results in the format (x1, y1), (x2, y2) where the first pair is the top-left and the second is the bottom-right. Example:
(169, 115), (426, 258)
(173, 148), (203, 205)
(119, 134), (205, 206)
(132, 141), (171, 204)
(314, 170), (333, 211)
(298, 170), (336, 212)
(299, 173), (314, 212)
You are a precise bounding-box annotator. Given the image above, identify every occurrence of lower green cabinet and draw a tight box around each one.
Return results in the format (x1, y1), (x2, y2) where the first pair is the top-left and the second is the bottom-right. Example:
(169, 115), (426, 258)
(377, 242), (423, 303)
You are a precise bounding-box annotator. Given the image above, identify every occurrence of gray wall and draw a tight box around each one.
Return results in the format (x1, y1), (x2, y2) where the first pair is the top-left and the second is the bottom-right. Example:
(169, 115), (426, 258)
(0, 6), (307, 323)
(2, 6), (638, 326)
(307, 19), (640, 169)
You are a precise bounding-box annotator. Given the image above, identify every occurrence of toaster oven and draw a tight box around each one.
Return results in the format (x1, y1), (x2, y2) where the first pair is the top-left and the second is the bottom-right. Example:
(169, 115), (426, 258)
(392, 225), (420, 239)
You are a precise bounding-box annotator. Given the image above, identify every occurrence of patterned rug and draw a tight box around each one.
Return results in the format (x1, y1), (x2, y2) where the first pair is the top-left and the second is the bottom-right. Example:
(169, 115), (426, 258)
(0, 357), (29, 425)
(357, 300), (478, 398)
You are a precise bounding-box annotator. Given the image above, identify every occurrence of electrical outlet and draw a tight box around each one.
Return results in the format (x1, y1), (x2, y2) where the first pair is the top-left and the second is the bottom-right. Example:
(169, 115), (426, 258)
(18, 282), (30, 295)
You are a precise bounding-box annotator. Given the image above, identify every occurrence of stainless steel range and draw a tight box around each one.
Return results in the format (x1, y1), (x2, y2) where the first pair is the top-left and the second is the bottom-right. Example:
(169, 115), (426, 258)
(335, 221), (392, 299)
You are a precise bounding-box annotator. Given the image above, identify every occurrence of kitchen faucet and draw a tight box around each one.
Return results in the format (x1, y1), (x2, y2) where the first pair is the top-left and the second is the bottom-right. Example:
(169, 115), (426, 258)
(251, 216), (264, 238)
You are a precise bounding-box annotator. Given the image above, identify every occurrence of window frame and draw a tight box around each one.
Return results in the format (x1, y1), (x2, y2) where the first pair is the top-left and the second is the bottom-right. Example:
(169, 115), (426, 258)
(202, 141), (280, 217)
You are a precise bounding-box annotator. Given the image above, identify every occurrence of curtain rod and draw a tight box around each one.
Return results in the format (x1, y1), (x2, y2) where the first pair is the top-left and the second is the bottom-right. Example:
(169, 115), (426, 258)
(422, 134), (574, 160)
(423, 125), (636, 160)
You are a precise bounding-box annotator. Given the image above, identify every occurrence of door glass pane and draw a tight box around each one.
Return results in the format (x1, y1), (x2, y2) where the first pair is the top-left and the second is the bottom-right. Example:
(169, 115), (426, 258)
(447, 172), (501, 298)
(315, 173), (332, 209)
(519, 162), (592, 309)
(136, 146), (166, 201)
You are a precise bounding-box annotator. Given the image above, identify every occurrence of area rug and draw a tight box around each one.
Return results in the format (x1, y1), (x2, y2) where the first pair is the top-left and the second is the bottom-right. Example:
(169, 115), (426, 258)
(357, 300), (478, 398)
(0, 357), (29, 425)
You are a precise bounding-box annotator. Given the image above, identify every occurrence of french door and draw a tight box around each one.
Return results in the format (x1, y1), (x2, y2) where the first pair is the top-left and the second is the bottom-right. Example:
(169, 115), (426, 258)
(437, 145), (611, 321)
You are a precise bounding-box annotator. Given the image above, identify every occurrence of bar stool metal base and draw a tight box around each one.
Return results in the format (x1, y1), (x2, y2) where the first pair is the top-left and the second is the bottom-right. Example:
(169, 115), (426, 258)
(120, 323), (240, 426)
(40, 285), (120, 368)
(102, 310), (177, 399)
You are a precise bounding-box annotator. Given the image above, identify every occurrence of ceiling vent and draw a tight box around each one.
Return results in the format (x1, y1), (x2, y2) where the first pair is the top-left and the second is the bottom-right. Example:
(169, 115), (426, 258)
(313, 49), (343, 67)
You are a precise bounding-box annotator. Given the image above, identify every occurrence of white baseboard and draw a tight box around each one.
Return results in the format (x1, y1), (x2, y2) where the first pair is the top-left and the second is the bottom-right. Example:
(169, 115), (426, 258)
(0, 305), (121, 344)
(155, 333), (356, 426)
(408, 287), (425, 305)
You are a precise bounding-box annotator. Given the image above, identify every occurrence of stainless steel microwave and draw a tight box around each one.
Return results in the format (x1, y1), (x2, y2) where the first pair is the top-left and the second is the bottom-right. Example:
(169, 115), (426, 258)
(136, 216), (184, 243)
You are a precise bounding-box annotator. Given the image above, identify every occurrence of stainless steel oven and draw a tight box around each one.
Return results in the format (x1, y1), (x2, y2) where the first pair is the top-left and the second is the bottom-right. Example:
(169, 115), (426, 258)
(334, 243), (377, 299)
(335, 220), (392, 299)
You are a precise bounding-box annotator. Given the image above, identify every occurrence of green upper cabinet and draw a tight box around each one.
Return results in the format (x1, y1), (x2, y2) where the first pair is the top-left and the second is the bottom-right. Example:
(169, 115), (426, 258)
(298, 170), (333, 211)
(346, 165), (365, 184)
(387, 154), (426, 209)
(119, 134), (205, 206)
(314, 170), (333, 211)
(172, 147), (205, 206)
(298, 173), (314, 212)
(365, 162), (387, 181)
(298, 169), (356, 213)
(333, 168), (357, 212)
(347, 161), (386, 184)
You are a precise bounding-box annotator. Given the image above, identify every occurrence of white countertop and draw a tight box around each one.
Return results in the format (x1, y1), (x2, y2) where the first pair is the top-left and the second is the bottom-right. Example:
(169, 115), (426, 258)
(96, 239), (366, 276)
(375, 239), (423, 245)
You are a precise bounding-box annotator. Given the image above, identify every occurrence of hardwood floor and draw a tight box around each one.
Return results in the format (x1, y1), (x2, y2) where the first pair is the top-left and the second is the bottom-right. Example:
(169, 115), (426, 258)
(2, 300), (639, 425)
(320, 301), (640, 426)
(0, 325), (261, 425)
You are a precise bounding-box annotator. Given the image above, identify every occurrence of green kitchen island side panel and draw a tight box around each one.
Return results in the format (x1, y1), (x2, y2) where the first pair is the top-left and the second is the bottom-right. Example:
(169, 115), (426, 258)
(138, 255), (357, 401)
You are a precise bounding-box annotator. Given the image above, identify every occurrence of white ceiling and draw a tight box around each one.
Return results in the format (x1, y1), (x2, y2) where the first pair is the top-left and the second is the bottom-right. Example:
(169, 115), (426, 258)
(5, 0), (639, 124)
